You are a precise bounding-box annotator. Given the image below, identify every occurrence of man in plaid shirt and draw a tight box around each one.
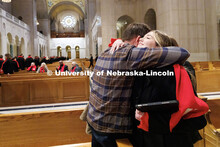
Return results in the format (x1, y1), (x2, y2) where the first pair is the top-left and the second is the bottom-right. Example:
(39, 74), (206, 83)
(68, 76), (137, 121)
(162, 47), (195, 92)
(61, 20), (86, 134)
(87, 23), (190, 147)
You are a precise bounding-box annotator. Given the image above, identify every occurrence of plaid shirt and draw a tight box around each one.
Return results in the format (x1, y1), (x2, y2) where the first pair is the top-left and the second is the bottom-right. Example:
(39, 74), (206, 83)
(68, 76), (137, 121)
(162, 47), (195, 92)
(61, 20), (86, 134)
(87, 45), (190, 134)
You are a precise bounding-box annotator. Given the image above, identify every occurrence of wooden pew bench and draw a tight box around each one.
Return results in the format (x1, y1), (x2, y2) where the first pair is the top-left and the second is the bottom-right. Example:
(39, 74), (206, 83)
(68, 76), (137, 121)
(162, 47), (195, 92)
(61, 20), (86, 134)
(51, 139), (133, 147)
(204, 99), (220, 147)
(0, 107), (91, 147)
(196, 70), (220, 93)
(0, 76), (90, 107)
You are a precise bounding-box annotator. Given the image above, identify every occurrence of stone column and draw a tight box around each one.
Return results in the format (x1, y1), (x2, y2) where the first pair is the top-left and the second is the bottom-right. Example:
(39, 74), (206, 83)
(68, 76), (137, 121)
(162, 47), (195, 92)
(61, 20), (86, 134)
(12, 0), (38, 57)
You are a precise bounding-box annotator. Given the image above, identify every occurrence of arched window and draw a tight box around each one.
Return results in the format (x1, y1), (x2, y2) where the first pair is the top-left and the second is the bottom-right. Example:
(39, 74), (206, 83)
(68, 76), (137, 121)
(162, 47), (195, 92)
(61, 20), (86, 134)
(116, 15), (134, 38)
(144, 9), (156, 30)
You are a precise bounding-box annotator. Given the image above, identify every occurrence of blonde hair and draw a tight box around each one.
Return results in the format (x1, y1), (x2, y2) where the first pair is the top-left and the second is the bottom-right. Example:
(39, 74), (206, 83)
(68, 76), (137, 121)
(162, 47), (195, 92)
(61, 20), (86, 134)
(41, 62), (46, 67)
(151, 31), (197, 91)
(149, 30), (173, 47)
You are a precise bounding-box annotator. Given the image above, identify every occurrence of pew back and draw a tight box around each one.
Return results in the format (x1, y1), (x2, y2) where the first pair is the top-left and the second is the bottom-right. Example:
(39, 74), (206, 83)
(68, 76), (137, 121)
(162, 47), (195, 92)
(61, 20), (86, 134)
(0, 108), (91, 147)
(0, 76), (90, 107)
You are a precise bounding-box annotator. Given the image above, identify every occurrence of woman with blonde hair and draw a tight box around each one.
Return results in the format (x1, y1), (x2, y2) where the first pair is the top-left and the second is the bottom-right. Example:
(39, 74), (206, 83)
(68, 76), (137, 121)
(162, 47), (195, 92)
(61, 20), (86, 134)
(36, 62), (48, 73)
(131, 30), (208, 147)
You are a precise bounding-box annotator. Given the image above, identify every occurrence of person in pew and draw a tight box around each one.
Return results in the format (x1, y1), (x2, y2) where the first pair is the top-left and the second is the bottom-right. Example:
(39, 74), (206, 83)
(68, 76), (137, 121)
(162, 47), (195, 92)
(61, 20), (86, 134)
(40, 56), (46, 65)
(33, 56), (40, 67)
(131, 30), (208, 147)
(49, 56), (55, 64)
(87, 23), (190, 147)
(0, 55), (4, 69)
(17, 54), (25, 70)
(27, 62), (37, 72)
(36, 62), (48, 73)
(11, 57), (20, 72)
(25, 54), (34, 68)
(56, 61), (68, 72)
(1, 53), (14, 75)
(70, 62), (82, 72)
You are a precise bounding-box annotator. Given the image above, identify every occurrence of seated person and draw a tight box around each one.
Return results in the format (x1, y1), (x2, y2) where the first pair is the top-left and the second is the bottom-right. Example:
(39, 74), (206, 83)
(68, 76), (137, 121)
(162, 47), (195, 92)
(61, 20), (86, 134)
(27, 62), (37, 72)
(70, 62), (82, 72)
(56, 61), (68, 72)
(2, 53), (14, 74)
(36, 62), (48, 73)
(25, 54), (33, 68)
(33, 56), (40, 67)
(0, 55), (4, 69)
(12, 57), (20, 72)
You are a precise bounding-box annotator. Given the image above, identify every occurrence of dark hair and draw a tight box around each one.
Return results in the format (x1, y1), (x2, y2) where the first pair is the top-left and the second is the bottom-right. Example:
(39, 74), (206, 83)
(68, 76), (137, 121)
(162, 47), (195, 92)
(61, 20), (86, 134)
(122, 23), (151, 41)
(5, 53), (10, 59)
(0, 55), (3, 58)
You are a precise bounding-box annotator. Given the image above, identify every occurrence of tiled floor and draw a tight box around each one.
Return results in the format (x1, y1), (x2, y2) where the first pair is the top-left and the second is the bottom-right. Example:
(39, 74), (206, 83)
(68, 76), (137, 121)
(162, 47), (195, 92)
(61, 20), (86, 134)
(0, 101), (88, 114)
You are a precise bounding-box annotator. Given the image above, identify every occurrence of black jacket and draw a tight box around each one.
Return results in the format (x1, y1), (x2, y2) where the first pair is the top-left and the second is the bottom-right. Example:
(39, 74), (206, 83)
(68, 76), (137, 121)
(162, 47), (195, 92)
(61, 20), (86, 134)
(0, 59), (4, 69)
(17, 57), (25, 70)
(131, 65), (206, 147)
(12, 60), (19, 72)
(2, 59), (14, 74)
(25, 57), (34, 67)
(34, 58), (40, 67)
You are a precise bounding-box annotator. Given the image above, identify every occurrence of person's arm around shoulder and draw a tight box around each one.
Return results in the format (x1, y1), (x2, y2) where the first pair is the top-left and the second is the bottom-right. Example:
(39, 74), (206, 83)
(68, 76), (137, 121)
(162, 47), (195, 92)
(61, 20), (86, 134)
(127, 46), (190, 70)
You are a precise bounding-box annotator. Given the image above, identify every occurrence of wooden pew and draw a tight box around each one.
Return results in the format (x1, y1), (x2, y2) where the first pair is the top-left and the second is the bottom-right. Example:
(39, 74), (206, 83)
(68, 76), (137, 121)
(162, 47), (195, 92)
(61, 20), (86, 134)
(0, 108), (91, 147)
(51, 139), (133, 147)
(0, 76), (90, 107)
(212, 61), (220, 70)
(204, 99), (220, 147)
(196, 70), (220, 93)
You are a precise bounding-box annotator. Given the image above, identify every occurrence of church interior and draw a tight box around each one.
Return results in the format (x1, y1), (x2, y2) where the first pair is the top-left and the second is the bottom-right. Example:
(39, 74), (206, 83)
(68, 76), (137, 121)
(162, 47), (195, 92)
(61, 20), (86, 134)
(0, 0), (220, 146)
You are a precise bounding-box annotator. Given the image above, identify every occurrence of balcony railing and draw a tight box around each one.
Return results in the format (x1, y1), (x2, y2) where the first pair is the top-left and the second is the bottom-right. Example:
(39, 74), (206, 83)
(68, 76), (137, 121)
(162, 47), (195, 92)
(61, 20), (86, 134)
(0, 8), (30, 31)
(51, 31), (85, 38)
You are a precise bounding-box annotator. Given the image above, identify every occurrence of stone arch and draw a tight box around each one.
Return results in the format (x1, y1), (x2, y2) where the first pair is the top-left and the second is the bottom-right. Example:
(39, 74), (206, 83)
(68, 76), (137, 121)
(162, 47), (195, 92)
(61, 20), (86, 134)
(20, 38), (25, 55)
(75, 45), (80, 59)
(49, 1), (85, 18)
(144, 9), (157, 30)
(49, 1), (85, 33)
(15, 35), (19, 56)
(66, 45), (71, 59)
(27, 41), (31, 57)
(7, 33), (13, 56)
(39, 44), (42, 57)
(57, 46), (62, 57)
(116, 15), (134, 38)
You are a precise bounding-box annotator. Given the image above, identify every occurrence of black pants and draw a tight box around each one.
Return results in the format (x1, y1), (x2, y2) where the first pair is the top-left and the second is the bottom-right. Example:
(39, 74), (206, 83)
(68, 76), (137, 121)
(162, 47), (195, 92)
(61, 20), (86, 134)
(132, 128), (195, 147)
(88, 62), (94, 68)
(90, 126), (132, 147)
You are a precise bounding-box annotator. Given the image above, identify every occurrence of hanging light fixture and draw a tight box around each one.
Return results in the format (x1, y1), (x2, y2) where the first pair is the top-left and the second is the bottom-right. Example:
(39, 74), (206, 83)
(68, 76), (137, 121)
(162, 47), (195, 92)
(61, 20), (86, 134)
(2, 0), (11, 3)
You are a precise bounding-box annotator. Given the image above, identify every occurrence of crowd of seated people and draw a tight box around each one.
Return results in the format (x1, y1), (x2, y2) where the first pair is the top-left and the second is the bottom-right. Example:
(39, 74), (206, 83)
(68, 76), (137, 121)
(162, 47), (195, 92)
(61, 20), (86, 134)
(0, 53), (68, 75)
(56, 61), (82, 73)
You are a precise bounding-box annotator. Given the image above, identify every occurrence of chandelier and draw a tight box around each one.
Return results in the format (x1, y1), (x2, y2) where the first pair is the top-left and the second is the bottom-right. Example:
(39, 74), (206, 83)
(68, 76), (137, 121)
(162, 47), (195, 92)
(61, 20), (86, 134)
(2, 0), (11, 3)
